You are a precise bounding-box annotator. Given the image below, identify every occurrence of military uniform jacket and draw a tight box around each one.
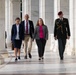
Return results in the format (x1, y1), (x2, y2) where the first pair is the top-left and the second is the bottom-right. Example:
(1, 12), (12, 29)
(54, 18), (71, 39)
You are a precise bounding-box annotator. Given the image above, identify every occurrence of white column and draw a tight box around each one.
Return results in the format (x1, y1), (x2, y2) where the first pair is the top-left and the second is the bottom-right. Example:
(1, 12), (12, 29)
(54, 0), (60, 20)
(68, 0), (76, 56)
(22, 0), (31, 20)
(53, 0), (60, 52)
(5, 0), (13, 48)
(0, 0), (6, 64)
(31, 0), (39, 25)
(73, 0), (76, 55)
(13, 0), (20, 23)
(0, 0), (5, 51)
(69, 0), (75, 55)
(39, 0), (45, 23)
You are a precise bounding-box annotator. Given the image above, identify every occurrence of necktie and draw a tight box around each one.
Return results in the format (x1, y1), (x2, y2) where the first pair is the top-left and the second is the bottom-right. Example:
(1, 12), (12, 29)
(26, 21), (28, 34)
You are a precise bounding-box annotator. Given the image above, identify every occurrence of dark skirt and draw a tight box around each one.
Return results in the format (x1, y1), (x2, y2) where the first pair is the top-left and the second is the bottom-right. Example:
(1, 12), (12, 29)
(13, 40), (22, 49)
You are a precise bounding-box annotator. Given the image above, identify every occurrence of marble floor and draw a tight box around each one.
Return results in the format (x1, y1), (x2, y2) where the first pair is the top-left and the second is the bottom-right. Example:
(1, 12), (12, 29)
(0, 49), (76, 75)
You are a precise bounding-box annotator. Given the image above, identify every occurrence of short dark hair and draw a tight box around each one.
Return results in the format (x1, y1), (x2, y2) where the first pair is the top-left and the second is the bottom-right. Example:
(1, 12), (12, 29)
(58, 11), (63, 15)
(15, 17), (20, 21)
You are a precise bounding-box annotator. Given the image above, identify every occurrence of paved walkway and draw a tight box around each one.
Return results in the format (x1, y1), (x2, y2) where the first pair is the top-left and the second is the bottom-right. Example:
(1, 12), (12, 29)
(0, 49), (76, 75)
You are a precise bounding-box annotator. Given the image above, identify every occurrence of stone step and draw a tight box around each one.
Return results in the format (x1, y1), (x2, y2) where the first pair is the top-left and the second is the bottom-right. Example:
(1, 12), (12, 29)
(1, 53), (8, 58)
(0, 55), (4, 65)
(0, 50), (8, 58)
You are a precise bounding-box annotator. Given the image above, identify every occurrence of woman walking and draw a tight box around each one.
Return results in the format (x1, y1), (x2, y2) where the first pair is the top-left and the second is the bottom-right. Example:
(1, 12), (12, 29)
(34, 18), (48, 60)
(11, 17), (23, 61)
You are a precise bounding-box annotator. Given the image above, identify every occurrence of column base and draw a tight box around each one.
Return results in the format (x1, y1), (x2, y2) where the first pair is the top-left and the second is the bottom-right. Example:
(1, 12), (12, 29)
(0, 50), (8, 58)
(70, 48), (76, 56)
(0, 55), (4, 65)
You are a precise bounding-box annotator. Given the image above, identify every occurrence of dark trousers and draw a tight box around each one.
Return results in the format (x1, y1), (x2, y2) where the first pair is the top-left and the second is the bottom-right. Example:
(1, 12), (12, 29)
(36, 39), (46, 57)
(58, 39), (66, 59)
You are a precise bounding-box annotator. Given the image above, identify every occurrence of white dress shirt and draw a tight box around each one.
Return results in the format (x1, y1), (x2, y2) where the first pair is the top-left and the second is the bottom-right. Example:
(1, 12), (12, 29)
(60, 18), (63, 21)
(24, 20), (30, 34)
(15, 25), (20, 40)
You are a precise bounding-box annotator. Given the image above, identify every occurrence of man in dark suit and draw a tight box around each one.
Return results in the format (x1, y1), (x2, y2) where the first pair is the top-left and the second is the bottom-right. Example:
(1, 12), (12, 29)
(54, 11), (71, 60)
(21, 14), (34, 59)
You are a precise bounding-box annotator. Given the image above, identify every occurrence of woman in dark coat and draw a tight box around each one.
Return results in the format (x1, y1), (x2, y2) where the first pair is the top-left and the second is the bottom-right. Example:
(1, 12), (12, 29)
(11, 17), (22, 61)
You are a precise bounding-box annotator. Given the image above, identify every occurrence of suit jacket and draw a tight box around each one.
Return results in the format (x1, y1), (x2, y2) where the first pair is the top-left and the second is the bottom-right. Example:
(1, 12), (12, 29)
(34, 25), (48, 40)
(20, 20), (34, 40)
(54, 18), (71, 39)
(11, 24), (23, 41)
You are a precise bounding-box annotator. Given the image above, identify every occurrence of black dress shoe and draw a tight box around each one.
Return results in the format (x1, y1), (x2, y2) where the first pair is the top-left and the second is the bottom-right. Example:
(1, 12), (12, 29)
(42, 57), (44, 59)
(39, 57), (41, 60)
(28, 53), (32, 59)
(60, 57), (63, 60)
(24, 56), (27, 59)
(18, 56), (20, 60)
(39, 58), (41, 60)
(15, 58), (17, 61)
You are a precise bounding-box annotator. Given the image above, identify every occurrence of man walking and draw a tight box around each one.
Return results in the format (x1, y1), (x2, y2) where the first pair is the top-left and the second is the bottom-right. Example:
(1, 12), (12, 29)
(21, 14), (34, 59)
(54, 11), (71, 60)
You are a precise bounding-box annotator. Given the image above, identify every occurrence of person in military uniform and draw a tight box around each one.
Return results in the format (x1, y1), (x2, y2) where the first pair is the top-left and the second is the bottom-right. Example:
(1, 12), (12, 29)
(54, 11), (71, 60)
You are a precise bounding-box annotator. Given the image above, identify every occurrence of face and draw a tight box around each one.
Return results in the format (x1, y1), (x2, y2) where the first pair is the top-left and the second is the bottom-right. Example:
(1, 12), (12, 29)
(59, 14), (63, 18)
(24, 14), (29, 20)
(15, 20), (20, 25)
(38, 19), (43, 26)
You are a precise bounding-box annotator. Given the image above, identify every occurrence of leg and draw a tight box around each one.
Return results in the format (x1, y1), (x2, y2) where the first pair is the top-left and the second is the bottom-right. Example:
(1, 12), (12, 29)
(17, 40), (22, 58)
(24, 36), (28, 58)
(28, 37), (32, 54)
(62, 39), (66, 54)
(36, 39), (42, 59)
(18, 49), (21, 60)
(13, 40), (18, 61)
(18, 49), (20, 56)
(42, 39), (46, 57)
(58, 39), (64, 60)
(14, 48), (18, 61)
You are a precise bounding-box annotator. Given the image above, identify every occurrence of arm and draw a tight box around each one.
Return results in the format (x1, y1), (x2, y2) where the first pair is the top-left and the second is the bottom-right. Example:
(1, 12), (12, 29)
(54, 20), (57, 40)
(66, 19), (71, 36)
(11, 25), (14, 41)
(20, 22), (24, 40)
(33, 26), (37, 40)
(46, 26), (48, 40)
(31, 21), (34, 40)
(31, 21), (34, 34)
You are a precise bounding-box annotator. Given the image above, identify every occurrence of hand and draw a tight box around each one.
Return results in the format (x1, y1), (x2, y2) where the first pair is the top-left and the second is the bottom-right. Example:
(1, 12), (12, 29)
(32, 39), (34, 41)
(11, 41), (12, 43)
(67, 36), (70, 39)
(54, 36), (57, 40)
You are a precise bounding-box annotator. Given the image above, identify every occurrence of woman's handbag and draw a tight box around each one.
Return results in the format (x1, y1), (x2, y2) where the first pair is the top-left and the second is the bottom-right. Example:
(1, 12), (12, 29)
(11, 42), (14, 50)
